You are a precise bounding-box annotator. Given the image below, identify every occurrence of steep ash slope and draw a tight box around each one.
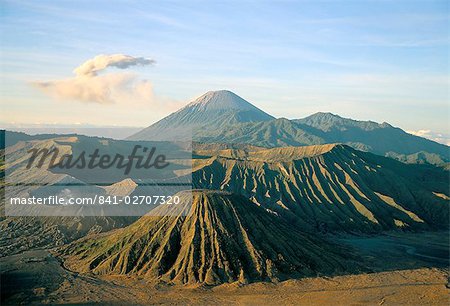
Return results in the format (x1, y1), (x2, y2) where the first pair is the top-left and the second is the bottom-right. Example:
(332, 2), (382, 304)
(61, 191), (358, 285)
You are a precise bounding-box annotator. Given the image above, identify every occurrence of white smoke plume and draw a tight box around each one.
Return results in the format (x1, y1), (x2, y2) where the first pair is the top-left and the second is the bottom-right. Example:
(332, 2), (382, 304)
(32, 54), (162, 105)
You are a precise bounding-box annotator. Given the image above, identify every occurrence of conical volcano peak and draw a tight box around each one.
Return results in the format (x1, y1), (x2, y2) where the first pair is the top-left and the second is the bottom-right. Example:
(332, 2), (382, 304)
(187, 90), (264, 112)
(128, 90), (274, 140)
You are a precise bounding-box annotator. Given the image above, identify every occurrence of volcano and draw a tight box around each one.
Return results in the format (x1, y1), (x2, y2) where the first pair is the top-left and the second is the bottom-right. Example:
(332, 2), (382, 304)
(128, 90), (274, 141)
(61, 190), (358, 285)
(128, 90), (449, 163)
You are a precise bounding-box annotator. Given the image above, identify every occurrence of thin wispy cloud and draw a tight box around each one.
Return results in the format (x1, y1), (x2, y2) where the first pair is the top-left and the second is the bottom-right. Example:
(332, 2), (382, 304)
(74, 54), (155, 77)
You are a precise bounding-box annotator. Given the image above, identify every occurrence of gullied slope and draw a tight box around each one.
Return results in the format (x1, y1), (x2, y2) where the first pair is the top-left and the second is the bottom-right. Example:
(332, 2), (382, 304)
(192, 144), (449, 233)
(61, 191), (357, 285)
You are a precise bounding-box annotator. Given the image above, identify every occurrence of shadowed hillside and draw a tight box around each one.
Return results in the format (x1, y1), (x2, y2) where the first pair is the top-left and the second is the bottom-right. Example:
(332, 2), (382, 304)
(191, 144), (449, 233)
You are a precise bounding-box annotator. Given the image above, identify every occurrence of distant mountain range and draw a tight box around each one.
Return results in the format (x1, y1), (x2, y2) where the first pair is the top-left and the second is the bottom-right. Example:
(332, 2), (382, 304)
(128, 90), (449, 164)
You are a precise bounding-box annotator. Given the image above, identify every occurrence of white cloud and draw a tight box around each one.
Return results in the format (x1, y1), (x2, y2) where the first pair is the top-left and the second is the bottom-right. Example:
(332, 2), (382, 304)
(407, 129), (450, 146)
(32, 54), (173, 106)
(34, 73), (140, 104)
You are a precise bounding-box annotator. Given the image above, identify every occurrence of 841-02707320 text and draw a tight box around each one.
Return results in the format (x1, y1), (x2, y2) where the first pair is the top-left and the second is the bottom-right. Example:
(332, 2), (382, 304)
(9, 195), (181, 206)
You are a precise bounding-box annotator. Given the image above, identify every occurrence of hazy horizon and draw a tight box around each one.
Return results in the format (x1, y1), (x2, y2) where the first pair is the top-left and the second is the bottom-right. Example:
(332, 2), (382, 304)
(2, 88), (449, 145)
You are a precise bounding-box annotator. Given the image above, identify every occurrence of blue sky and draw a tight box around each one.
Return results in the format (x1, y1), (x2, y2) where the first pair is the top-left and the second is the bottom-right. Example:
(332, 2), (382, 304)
(0, 0), (448, 142)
